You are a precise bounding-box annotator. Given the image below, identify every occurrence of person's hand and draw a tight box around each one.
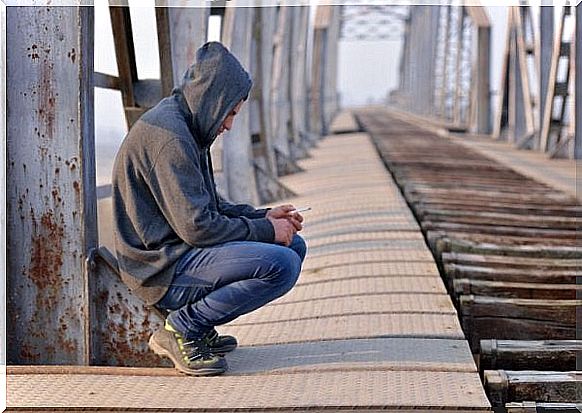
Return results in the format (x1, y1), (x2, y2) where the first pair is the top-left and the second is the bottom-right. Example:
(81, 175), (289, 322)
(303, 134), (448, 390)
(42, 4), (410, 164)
(266, 204), (303, 232)
(267, 217), (296, 246)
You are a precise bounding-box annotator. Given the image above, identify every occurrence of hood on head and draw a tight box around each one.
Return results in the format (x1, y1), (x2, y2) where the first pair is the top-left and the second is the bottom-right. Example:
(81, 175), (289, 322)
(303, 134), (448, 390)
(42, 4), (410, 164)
(176, 42), (252, 147)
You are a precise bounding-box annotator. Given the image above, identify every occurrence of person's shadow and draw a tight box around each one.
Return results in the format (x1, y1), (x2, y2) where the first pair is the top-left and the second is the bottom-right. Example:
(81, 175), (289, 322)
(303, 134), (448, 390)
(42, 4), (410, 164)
(225, 338), (473, 375)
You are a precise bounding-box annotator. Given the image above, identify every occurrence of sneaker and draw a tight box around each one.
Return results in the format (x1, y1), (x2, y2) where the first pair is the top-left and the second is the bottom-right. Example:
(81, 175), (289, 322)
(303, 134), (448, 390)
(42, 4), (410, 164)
(148, 321), (227, 376)
(204, 329), (237, 354)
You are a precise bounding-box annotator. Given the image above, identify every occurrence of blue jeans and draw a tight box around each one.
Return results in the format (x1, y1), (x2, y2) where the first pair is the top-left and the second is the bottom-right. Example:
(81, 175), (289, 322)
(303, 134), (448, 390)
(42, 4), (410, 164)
(156, 235), (307, 340)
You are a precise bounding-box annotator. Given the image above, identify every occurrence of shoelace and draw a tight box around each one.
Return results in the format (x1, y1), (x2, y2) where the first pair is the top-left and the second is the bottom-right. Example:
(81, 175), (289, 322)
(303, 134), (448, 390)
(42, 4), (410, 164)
(204, 329), (219, 346)
(183, 338), (214, 361)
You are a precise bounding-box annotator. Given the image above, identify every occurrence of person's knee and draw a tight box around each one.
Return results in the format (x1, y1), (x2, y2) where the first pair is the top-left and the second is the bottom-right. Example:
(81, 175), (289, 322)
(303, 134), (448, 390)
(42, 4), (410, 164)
(289, 234), (307, 262)
(266, 248), (302, 292)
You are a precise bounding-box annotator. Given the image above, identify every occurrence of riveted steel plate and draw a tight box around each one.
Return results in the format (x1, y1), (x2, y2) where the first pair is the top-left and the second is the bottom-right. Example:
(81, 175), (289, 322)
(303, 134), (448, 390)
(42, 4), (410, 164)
(300, 261), (441, 278)
(7, 370), (490, 410)
(228, 294), (457, 326)
(221, 313), (464, 346)
(279, 277), (449, 304)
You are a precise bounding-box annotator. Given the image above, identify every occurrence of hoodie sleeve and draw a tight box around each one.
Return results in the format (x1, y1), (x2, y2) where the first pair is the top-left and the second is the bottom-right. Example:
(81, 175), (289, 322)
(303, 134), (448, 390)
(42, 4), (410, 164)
(147, 138), (275, 247)
(218, 195), (270, 219)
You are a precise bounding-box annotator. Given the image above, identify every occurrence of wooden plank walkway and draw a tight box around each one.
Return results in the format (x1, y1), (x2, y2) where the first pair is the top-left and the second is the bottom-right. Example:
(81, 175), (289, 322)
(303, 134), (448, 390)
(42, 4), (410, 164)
(7, 114), (491, 412)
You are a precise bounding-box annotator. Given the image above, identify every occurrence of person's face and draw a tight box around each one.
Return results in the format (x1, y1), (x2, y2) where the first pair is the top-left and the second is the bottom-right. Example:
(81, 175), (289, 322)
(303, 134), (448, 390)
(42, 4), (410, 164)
(217, 100), (244, 137)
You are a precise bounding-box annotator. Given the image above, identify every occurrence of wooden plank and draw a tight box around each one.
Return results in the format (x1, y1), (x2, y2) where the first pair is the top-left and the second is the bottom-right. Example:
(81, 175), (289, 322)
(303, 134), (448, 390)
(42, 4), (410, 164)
(480, 340), (581, 371)
(422, 221), (577, 240)
(485, 370), (581, 407)
(416, 200), (581, 217)
(7, 6), (96, 364)
(461, 296), (580, 324)
(460, 295), (579, 351)
(405, 186), (576, 205)
(453, 279), (579, 300)
(431, 233), (582, 259)
(445, 263), (577, 285)
(506, 402), (582, 412)
(442, 253), (582, 271)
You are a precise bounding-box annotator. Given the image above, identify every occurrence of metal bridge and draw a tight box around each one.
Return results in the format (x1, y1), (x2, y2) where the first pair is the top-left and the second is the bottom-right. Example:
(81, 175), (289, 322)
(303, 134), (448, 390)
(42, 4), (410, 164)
(3, 1), (581, 411)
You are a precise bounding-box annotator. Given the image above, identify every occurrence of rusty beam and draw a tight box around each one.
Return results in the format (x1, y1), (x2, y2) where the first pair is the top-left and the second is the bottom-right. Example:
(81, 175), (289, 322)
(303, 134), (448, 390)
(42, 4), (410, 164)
(1, 1), (6, 403)
(575, 3), (582, 160)
(7, 6), (96, 364)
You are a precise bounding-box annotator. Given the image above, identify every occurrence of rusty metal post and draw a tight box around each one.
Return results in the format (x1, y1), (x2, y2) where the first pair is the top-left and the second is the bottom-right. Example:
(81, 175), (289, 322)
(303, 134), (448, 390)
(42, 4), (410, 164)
(221, 5), (259, 204)
(310, 8), (328, 136)
(1, 0), (6, 390)
(256, 6), (277, 172)
(475, 23), (491, 134)
(7, 6), (96, 364)
(453, 8), (465, 125)
(272, 7), (297, 173)
(534, 6), (554, 149)
(538, 6), (553, 149)
(574, 3), (581, 161)
(289, 6), (310, 154)
(250, 6), (291, 202)
(408, 6), (440, 117)
(325, 6), (341, 128)
(397, 11), (412, 110)
(167, 6), (209, 87)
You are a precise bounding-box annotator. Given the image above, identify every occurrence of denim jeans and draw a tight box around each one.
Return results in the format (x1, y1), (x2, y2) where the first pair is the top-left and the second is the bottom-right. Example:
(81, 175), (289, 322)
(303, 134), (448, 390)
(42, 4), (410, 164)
(156, 235), (307, 339)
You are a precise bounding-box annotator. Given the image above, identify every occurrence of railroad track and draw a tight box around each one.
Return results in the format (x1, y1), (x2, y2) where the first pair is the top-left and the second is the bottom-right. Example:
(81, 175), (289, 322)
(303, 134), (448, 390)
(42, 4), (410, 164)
(356, 109), (582, 411)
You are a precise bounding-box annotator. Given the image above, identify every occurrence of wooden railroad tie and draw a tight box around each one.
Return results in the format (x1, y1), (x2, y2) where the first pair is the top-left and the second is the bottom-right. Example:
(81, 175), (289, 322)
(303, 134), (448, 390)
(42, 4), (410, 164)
(459, 295), (579, 352)
(479, 339), (581, 371)
(484, 370), (581, 407)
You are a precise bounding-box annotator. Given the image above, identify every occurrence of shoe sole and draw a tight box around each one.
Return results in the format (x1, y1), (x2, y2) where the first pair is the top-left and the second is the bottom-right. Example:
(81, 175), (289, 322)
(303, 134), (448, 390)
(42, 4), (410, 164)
(148, 334), (227, 377)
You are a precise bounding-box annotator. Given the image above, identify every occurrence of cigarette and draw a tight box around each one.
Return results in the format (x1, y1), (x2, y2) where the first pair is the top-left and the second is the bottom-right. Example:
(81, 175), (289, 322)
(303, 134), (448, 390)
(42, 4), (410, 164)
(290, 207), (311, 214)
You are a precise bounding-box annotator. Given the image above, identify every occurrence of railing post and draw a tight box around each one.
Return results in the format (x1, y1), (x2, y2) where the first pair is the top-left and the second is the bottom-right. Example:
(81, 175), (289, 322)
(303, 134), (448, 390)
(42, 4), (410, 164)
(7, 5), (96, 364)
(1, 0), (7, 394)
(575, 3), (582, 161)
(167, 5), (209, 88)
(475, 23), (491, 134)
(221, 5), (259, 204)
(538, 6), (553, 149)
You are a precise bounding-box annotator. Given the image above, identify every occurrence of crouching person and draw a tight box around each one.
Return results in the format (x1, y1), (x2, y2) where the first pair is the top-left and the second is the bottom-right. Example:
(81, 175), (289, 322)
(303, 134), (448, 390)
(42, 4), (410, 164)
(112, 42), (307, 376)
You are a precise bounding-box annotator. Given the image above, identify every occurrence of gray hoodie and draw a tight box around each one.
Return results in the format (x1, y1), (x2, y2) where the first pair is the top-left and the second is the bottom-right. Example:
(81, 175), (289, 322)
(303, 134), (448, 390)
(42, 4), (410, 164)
(112, 42), (275, 305)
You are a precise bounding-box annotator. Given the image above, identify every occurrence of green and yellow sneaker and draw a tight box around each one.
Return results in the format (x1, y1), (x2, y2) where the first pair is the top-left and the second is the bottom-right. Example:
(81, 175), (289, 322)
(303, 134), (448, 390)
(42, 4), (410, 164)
(149, 321), (227, 376)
